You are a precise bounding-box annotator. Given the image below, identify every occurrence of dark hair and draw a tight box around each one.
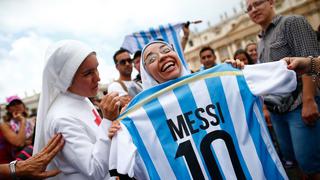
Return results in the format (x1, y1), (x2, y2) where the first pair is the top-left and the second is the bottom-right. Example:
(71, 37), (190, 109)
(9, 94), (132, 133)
(156, 38), (165, 41)
(199, 46), (215, 56)
(113, 48), (130, 64)
(233, 49), (254, 65)
(6, 99), (24, 109)
(5, 99), (27, 121)
(133, 50), (142, 60)
(245, 42), (257, 52)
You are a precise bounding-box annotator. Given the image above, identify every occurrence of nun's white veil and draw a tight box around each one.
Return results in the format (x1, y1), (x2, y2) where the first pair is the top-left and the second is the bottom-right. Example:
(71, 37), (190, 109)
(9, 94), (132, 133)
(140, 40), (190, 90)
(33, 40), (95, 154)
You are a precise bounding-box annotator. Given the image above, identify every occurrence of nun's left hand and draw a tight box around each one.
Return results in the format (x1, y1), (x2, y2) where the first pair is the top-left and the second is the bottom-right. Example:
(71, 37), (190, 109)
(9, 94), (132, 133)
(225, 59), (244, 69)
(108, 121), (121, 139)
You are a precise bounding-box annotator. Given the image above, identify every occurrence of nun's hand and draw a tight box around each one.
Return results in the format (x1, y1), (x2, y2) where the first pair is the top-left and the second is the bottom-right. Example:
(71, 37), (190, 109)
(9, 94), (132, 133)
(100, 92), (121, 121)
(108, 121), (121, 139)
(225, 59), (244, 69)
(119, 95), (132, 108)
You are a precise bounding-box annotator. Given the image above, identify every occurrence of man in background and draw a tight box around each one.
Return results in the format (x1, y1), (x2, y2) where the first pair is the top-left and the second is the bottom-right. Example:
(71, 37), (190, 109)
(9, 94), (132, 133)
(199, 46), (217, 71)
(108, 48), (142, 107)
(246, 0), (320, 178)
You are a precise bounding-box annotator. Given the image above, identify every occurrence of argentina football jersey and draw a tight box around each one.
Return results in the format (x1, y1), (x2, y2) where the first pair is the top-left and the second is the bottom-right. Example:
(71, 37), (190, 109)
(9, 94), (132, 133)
(110, 61), (296, 180)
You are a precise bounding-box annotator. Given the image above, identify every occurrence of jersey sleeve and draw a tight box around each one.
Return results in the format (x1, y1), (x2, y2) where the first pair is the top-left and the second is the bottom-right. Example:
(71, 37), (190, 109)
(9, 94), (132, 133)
(108, 82), (128, 96)
(243, 60), (297, 96)
(50, 117), (111, 179)
(109, 123), (149, 179)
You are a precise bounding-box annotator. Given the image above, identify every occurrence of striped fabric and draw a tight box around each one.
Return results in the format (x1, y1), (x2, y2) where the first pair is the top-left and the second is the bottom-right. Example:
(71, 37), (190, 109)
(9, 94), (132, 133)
(121, 23), (189, 71)
(117, 64), (287, 180)
(16, 145), (33, 161)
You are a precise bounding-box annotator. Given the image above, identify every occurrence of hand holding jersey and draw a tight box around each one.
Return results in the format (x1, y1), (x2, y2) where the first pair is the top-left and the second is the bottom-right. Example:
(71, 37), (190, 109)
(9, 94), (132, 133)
(100, 92), (121, 121)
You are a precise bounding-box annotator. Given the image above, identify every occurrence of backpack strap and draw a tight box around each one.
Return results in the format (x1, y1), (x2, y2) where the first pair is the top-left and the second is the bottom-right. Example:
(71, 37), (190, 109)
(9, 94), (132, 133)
(133, 80), (142, 89)
(114, 80), (128, 93)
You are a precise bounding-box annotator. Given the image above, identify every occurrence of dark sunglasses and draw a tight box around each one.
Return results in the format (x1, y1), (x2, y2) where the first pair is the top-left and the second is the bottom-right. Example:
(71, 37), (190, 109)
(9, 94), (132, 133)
(117, 58), (133, 65)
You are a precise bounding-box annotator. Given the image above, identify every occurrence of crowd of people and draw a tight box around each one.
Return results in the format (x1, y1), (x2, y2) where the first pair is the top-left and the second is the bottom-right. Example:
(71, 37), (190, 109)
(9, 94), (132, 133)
(0, 0), (320, 179)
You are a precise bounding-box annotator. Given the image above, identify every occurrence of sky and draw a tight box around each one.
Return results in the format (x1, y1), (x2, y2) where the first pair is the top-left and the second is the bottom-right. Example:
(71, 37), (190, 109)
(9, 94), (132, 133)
(0, 0), (244, 103)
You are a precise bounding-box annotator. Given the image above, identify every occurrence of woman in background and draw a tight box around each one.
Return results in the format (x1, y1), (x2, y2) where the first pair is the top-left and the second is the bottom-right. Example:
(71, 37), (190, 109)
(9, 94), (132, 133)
(234, 49), (254, 65)
(0, 97), (35, 162)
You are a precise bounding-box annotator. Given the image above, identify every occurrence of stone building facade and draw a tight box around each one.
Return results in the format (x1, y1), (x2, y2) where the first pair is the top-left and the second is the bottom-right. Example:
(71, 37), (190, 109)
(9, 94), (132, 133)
(1, 0), (319, 113)
(184, 0), (320, 71)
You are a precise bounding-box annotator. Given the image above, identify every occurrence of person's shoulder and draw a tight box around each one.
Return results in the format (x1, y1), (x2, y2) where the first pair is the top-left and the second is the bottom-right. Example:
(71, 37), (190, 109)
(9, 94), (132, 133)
(123, 80), (136, 85)
(108, 81), (122, 89)
(108, 81), (117, 86)
(108, 80), (131, 96)
(282, 14), (308, 24)
(283, 14), (304, 19)
(49, 95), (86, 116)
(123, 80), (141, 90)
(0, 119), (10, 128)
(47, 103), (84, 128)
(109, 81), (121, 85)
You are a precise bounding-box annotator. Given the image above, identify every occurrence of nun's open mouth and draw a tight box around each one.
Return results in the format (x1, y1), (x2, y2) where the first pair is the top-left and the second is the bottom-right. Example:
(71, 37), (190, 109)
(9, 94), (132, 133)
(161, 61), (175, 72)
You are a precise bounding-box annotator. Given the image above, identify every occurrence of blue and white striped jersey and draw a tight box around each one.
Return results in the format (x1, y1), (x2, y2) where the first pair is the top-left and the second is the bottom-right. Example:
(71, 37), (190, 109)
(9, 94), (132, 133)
(110, 61), (296, 180)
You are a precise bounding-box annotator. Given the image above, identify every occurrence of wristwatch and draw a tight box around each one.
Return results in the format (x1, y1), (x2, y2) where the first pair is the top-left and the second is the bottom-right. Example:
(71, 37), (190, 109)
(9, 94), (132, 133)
(9, 160), (19, 180)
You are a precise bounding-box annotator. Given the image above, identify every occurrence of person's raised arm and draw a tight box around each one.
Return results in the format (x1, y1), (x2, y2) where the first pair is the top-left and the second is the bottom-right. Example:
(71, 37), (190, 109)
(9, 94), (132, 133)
(0, 112), (27, 147)
(181, 23), (190, 51)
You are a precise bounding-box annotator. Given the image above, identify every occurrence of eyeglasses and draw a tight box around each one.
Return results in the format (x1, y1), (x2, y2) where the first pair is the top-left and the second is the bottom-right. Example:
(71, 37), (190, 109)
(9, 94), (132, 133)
(144, 45), (173, 65)
(245, 0), (268, 13)
(117, 58), (133, 66)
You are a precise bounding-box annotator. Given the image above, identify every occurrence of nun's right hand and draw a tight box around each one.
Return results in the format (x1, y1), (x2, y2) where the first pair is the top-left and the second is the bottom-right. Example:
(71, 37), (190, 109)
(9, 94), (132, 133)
(100, 92), (121, 121)
(108, 121), (121, 139)
(119, 95), (132, 108)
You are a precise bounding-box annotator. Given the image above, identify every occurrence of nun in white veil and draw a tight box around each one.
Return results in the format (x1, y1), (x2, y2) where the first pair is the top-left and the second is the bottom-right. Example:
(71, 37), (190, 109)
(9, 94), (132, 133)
(139, 40), (190, 90)
(33, 40), (117, 180)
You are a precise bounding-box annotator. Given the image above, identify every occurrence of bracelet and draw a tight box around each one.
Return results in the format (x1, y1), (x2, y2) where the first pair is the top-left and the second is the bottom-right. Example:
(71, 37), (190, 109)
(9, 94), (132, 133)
(316, 57), (320, 78)
(307, 56), (319, 81)
(9, 160), (19, 180)
(309, 56), (315, 73)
